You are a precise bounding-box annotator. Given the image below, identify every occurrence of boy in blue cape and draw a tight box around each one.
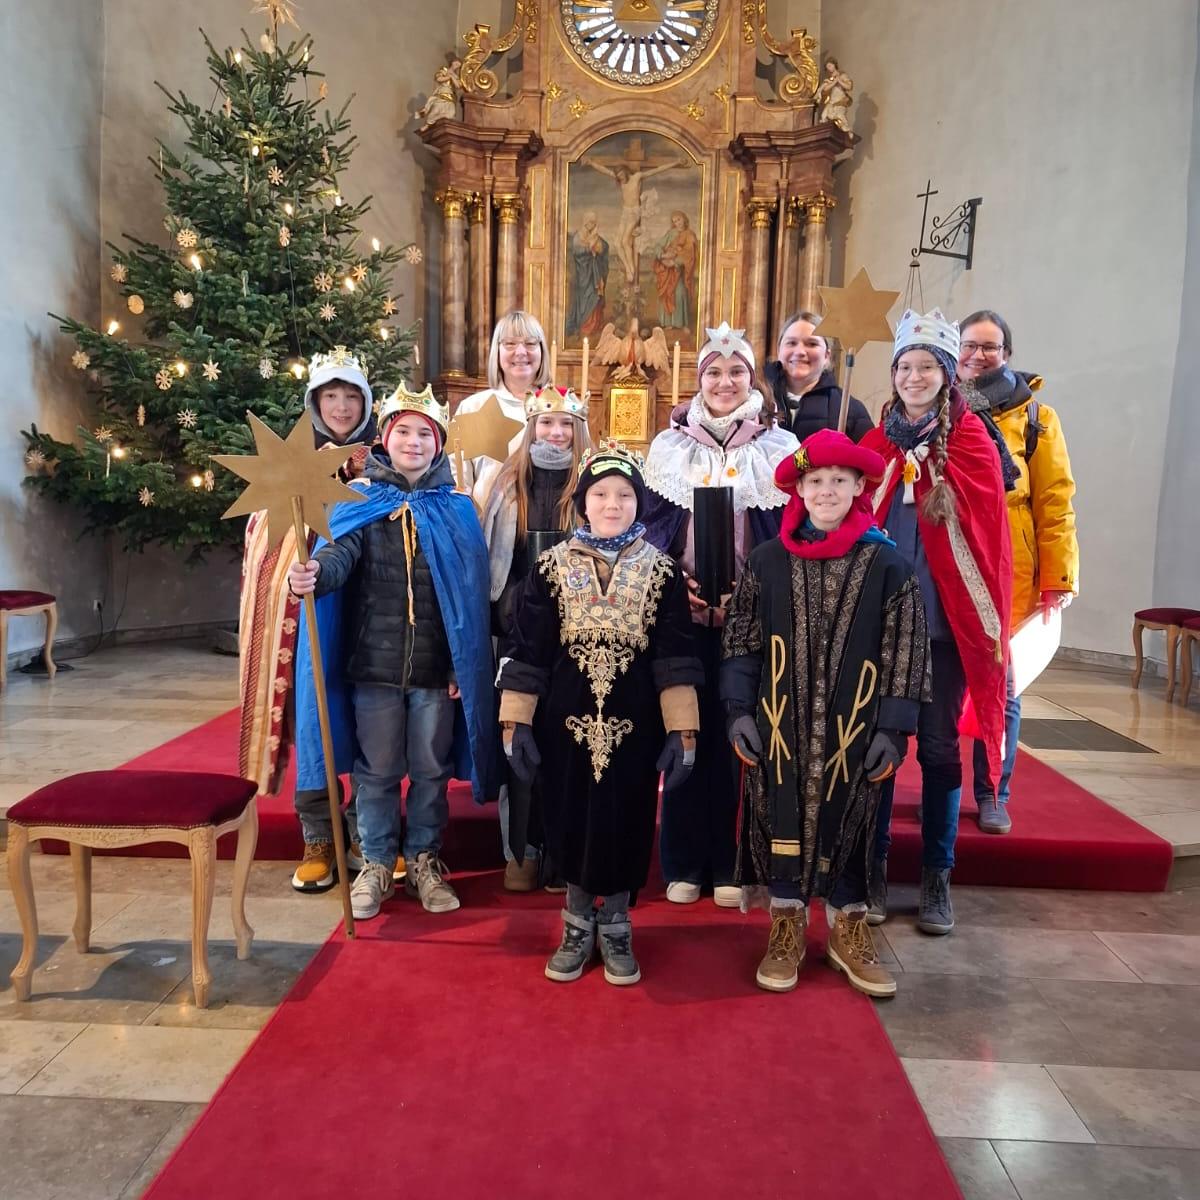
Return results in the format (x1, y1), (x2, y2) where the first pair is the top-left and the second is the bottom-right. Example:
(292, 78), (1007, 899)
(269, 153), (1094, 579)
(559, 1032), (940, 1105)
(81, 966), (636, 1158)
(289, 382), (501, 920)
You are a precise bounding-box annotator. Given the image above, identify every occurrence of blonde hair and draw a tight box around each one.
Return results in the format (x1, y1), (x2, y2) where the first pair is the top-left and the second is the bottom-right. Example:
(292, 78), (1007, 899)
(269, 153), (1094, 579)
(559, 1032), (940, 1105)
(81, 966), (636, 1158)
(486, 310), (551, 393)
(491, 413), (592, 542)
(883, 386), (957, 525)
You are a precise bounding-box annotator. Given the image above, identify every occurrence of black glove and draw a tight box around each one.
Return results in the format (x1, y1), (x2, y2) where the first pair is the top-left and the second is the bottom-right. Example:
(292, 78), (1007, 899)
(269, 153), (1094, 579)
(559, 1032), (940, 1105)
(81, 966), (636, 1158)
(727, 713), (763, 766)
(656, 732), (696, 791)
(504, 723), (541, 784)
(863, 730), (908, 783)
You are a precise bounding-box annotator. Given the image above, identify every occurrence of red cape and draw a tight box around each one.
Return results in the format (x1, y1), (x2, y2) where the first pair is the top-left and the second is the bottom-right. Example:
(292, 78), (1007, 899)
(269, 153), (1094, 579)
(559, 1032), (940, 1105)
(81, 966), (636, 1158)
(860, 397), (1013, 784)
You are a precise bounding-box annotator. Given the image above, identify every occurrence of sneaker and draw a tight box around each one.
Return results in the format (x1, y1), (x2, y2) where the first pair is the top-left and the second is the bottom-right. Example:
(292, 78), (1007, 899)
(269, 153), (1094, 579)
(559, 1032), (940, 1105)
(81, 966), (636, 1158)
(405, 851), (461, 913)
(977, 798), (1012, 834)
(544, 910), (596, 982)
(350, 861), (395, 919)
(755, 906), (806, 992)
(713, 885), (742, 909)
(827, 910), (897, 998)
(918, 867), (954, 935)
(596, 918), (640, 985)
(393, 854), (407, 882)
(292, 842), (336, 893)
(665, 881), (701, 904)
(503, 857), (539, 893)
(347, 841), (365, 873)
(866, 857), (888, 926)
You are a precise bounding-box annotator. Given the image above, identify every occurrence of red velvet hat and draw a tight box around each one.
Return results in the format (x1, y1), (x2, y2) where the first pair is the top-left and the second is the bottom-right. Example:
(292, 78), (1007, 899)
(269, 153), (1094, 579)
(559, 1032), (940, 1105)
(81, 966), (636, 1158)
(774, 427), (885, 493)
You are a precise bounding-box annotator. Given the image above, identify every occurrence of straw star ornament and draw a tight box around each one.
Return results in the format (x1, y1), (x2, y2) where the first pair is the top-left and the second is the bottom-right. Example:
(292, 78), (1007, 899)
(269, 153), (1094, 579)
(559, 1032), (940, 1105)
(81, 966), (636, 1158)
(213, 411), (364, 548)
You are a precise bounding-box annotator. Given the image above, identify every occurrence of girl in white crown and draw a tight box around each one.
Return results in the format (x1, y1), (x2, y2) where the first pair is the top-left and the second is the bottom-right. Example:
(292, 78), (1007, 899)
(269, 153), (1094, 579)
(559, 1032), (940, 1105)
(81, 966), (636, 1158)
(482, 385), (593, 890)
(642, 323), (799, 908)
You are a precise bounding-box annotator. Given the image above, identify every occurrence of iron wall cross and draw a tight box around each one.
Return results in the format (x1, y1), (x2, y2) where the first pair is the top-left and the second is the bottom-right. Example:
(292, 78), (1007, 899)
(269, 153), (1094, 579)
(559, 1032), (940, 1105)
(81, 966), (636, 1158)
(912, 180), (983, 270)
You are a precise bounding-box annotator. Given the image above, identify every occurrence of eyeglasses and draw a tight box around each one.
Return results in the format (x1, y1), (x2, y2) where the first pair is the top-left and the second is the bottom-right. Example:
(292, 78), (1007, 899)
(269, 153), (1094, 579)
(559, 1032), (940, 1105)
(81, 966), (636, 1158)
(499, 339), (540, 353)
(894, 363), (941, 377)
(960, 341), (1004, 356)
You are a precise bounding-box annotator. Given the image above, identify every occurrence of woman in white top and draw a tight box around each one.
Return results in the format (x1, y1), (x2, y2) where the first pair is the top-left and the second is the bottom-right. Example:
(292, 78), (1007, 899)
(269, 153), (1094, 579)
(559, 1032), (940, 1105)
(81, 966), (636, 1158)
(455, 310), (551, 504)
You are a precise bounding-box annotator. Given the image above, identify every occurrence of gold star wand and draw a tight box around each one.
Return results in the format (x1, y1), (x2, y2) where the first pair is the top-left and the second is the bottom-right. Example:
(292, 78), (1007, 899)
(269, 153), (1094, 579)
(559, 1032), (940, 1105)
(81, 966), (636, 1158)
(214, 411), (365, 937)
(815, 267), (901, 434)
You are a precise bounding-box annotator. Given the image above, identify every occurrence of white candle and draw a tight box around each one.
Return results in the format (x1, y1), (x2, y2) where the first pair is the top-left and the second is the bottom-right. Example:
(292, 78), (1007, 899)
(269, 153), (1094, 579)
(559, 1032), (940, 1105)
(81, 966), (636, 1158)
(414, 343), (420, 368)
(549, 340), (558, 382)
(671, 340), (681, 406)
(581, 336), (589, 396)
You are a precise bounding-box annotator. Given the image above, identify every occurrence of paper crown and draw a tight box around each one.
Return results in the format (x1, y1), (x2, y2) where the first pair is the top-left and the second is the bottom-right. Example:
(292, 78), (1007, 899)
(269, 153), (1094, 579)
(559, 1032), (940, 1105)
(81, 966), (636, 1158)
(893, 308), (960, 362)
(304, 344), (372, 408)
(578, 437), (645, 480)
(698, 321), (756, 372)
(524, 385), (589, 420)
(377, 380), (449, 434)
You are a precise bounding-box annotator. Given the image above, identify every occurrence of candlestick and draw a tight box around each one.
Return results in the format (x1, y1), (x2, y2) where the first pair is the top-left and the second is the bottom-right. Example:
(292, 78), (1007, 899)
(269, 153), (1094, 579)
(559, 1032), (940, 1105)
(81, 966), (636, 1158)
(581, 336), (589, 397)
(671, 340), (681, 406)
(549, 340), (558, 382)
(414, 343), (420, 368)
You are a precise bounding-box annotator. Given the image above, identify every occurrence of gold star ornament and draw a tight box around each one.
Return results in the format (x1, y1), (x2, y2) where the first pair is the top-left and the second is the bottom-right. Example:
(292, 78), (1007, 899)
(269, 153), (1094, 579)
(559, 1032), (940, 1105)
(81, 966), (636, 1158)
(213, 411), (365, 549)
(446, 393), (524, 464)
(815, 268), (901, 353)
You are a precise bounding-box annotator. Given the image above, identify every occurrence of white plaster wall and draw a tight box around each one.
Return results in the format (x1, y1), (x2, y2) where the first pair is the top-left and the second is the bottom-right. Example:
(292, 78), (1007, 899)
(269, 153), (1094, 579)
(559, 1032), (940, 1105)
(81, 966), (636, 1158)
(821, 0), (1199, 658)
(0, 0), (107, 657)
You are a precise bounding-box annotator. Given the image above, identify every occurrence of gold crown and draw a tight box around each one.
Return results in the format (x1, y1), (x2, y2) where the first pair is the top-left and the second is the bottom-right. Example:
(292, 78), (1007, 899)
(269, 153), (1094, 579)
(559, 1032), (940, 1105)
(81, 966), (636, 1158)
(578, 437), (645, 479)
(309, 345), (369, 379)
(524, 385), (589, 420)
(377, 380), (449, 432)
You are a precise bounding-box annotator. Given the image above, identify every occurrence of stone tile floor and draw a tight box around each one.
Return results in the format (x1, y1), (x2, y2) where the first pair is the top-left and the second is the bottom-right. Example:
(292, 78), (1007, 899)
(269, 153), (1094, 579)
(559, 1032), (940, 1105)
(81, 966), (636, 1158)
(0, 641), (1198, 1198)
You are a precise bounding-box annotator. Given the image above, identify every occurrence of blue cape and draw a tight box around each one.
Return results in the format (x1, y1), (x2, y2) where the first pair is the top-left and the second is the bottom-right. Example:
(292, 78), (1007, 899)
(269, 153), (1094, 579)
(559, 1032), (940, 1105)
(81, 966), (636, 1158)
(294, 477), (501, 804)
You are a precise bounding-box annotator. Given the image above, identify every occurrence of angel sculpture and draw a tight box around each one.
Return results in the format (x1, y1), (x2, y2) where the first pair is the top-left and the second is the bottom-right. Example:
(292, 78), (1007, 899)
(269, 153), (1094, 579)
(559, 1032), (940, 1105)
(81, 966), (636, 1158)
(815, 57), (854, 132)
(415, 59), (463, 132)
(594, 317), (671, 382)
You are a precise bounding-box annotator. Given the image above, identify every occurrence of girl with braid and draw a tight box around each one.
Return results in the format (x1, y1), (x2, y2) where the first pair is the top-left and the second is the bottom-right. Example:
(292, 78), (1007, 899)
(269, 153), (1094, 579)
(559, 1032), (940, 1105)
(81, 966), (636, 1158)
(859, 310), (1012, 937)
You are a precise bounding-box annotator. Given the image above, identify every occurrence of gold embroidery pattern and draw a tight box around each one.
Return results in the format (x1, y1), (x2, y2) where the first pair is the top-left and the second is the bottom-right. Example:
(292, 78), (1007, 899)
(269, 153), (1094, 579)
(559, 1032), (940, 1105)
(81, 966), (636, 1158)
(566, 715), (635, 783)
(823, 660), (878, 804)
(945, 507), (1003, 653)
(569, 642), (635, 708)
(761, 635), (792, 786)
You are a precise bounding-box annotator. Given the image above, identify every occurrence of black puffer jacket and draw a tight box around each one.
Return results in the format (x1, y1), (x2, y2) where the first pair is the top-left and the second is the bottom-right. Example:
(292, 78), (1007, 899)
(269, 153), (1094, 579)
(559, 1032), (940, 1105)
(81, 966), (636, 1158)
(763, 361), (874, 443)
(312, 451), (453, 689)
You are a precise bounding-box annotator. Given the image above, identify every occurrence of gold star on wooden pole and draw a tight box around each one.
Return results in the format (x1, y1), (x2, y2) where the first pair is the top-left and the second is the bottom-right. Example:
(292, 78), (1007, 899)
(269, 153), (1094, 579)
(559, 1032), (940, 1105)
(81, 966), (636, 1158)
(446, 394), (524, 501)
(816, 268), (901, 432)
(214, 410), (365, 937)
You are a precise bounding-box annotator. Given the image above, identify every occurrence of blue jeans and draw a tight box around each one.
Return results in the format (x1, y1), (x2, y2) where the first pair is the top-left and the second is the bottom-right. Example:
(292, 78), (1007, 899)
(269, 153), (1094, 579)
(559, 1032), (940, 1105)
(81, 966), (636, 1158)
(875, 639), (974, 871)
(972, 666), (1020, 806)
(352, 683), (454, 868)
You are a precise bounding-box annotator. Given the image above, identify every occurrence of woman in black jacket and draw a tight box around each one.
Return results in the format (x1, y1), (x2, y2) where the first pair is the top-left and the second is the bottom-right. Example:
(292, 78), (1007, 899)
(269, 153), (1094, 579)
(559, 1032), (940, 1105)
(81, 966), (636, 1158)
(763, 311), (873, 442)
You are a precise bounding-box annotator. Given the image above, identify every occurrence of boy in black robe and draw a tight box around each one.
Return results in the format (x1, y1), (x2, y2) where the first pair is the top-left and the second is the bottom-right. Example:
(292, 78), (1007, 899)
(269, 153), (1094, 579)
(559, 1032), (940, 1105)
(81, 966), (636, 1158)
(721, 429), (930, 997)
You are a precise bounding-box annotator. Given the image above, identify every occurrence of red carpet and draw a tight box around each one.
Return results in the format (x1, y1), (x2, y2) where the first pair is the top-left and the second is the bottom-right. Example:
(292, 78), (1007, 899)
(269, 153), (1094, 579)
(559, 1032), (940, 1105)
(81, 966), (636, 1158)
(143, 882), (961, 1200)
(77, 708), (1172, 892)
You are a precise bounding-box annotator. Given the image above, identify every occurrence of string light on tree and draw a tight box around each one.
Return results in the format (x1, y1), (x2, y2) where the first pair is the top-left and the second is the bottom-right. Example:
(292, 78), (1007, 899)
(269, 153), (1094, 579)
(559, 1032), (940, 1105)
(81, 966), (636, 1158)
(343, 277), (355, 292)
(106, 320), (120, 336)
(173, 360), (188, 376)
(191, 473), (204, 488)
(190, 253), (203, 271)
(290, 362), (306, 379)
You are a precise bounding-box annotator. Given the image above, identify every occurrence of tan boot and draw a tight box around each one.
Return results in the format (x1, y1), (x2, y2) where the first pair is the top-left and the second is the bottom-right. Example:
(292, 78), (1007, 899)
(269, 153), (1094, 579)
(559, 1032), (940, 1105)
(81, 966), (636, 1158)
(503, 856), (539, 892)
(827, 909), (897, 998)
(755, 905), (807, 992)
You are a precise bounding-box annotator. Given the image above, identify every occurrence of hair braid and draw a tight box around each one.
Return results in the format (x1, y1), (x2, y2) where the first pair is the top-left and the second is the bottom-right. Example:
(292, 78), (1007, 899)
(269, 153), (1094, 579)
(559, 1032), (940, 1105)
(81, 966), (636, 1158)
(919, 389), (956, 525)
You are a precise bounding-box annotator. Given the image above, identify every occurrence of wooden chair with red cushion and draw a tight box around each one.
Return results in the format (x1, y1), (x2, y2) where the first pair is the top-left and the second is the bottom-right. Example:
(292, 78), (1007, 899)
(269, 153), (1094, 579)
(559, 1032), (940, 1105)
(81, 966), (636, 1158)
(1131, 607), (1200, 701)
(0, 590), (58, 690)
(6, 770), (258, 1008)
(1179, 616), (1200, 708)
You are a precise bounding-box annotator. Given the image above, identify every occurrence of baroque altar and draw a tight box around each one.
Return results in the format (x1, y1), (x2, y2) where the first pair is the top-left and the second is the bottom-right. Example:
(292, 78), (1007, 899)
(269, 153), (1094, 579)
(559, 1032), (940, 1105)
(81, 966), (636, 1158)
(418, 0), (856, 444)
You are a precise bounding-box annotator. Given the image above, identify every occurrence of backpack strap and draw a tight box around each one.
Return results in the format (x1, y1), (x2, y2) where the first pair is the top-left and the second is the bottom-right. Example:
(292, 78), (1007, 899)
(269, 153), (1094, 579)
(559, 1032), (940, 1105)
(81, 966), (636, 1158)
(1024, 399), (1042, 461)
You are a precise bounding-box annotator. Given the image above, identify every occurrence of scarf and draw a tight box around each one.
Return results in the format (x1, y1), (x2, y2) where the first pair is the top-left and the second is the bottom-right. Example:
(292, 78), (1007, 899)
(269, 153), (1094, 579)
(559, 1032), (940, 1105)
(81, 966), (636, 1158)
(529, 441), (575, 470)
(687, 390), (763, 440)
(883, 404), (941, 505)
(574, 520), (646, 553)
(779, 499), (884, 559)
(958, 372), (1022, 492)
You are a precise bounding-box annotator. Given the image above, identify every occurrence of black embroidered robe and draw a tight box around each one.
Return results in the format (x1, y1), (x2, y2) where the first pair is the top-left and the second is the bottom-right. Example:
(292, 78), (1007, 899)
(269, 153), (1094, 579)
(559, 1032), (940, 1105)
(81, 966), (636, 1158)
(499, 537), (702, 895)
(721, 538), (930, 900)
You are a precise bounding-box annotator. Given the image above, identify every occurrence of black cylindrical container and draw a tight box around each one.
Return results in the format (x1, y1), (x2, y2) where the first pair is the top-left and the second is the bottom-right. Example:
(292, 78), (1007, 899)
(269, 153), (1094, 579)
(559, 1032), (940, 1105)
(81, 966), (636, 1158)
(693, 485), (735, 607)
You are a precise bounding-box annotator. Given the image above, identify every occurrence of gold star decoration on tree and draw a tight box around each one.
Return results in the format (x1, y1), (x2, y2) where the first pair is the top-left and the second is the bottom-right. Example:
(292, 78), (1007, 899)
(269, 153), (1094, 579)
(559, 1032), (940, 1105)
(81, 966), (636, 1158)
(318, 80), (328, 100)
(178, 408), (198, 428)
(138, 487), (155, 507)
(214, 411), (365, 549)
(259, 356), (276, 379)
(24, 448), (47, 471)
(71, 350), (90, 370)
(403, 244), (423, 266)
(381, 296), (397, 316)
(202, 358), (221, 382)
(176, 227), (198, 249)
(173, 289), (194, 309)
(319, 302), (336, 322)
(127, 294), (145, 315)
(94, 426), (113, 443)
(252, 0), (300, 36)
(223, 95), (233, 118)
(110, 263), (128, 283)
(279, 225), (291, 247)
(447, 394), (524, 465)
(352, 263), (368, 283)
(314, 271), (333, 293)
(815, 268), (900, 353)
(155, 368), (173, 391)
(267, 164), (284, 186)
(137, 404), (146, 427)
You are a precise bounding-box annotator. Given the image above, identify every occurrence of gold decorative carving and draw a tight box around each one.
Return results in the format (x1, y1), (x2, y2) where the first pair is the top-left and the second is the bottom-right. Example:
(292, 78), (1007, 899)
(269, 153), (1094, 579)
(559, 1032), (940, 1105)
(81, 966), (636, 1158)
(712, 83), (731, 106)
(546, 80), (564, 102)
(608, 385), (651, 442)
(495, 193), (524, 225)
(681, 99), (705, 122)
(745, 0), (820, 105)
(467, 193), (487, 224)
(801, 190), (836, 223)
(741, 0), (757, 45)
(747, 198), (776, 229)
(435, 188), (470, 220)
(568, 96), (593, 120)
(459, 0), (536, 97)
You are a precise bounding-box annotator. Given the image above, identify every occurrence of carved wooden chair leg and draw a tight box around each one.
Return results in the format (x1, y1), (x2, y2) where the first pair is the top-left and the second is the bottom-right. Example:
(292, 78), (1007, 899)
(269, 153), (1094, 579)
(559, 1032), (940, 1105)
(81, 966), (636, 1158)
(1131, 620), (1146, 688)
(1181, 631), (1197, 708)
(231, 799), (258, 961)
(0, 610), (8, 691)
(7, 825), (38, 1000)
(188, 826), (217, 1008)
(1166, 625), (1181, 702)
(70, 843), (92, 952)
(42, 603), (58, 679)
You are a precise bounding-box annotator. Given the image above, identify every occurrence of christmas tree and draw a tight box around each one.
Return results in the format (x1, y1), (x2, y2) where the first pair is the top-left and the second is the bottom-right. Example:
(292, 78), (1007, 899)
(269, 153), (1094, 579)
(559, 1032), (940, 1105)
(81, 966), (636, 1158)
(22, 19), (422, 556)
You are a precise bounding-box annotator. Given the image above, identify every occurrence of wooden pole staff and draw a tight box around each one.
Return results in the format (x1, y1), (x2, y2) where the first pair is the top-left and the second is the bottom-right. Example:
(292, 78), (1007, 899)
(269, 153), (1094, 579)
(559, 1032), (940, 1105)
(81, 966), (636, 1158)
(290, 496), (355, 938)
(836, 349), (856, 434)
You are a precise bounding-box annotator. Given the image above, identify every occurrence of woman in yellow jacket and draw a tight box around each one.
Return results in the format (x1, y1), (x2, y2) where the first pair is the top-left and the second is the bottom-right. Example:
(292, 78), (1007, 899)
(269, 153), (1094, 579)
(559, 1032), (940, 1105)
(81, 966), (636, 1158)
(958, 310), (1079, 834)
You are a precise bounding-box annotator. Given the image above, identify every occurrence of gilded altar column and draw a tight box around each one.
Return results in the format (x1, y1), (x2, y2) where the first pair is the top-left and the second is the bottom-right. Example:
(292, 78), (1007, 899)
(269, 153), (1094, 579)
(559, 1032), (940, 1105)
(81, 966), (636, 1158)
(798, 191), (835, 315)
(494, 194), (523, 322)
(775, 197), (804, 331)
(436, 188), (469, 377)
(745, 198), (776, 359)
(467, 193), (490, 377)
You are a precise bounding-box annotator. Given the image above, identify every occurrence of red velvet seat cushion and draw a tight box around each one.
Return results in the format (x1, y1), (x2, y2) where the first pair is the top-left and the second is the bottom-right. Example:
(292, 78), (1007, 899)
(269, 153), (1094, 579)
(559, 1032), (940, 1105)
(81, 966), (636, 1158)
(1134, 607), (1200, 625)
(8, 771), (256, 829)
(0, 591), (55, 611)
(1184, 616), (1200, 632)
